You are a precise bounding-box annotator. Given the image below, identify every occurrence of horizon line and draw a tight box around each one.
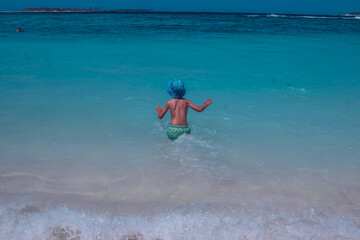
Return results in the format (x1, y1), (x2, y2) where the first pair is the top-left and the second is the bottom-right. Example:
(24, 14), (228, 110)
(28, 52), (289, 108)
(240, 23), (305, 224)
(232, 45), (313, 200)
(0, 9), (354, 16)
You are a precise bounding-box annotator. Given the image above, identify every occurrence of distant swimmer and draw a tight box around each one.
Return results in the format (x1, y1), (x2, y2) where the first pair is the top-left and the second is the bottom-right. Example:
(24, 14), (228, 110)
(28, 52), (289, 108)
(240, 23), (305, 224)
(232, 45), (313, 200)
(156, 79), (213, 141)
(16, 26), (24, 32)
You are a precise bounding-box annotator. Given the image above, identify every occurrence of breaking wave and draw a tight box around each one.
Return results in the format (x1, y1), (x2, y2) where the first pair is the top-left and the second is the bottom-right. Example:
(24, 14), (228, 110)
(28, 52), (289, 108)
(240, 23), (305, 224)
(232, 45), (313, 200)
(1, 200), (359, 240)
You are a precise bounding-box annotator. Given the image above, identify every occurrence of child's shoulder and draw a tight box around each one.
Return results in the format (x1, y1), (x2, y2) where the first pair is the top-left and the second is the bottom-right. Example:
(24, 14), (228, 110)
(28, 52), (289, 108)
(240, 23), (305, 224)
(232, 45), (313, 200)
(166, 99), (175, 105)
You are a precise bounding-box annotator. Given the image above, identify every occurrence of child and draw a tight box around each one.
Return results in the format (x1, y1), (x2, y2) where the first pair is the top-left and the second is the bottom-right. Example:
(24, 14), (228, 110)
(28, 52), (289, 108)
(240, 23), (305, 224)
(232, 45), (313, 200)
(156, 79), (213, 141)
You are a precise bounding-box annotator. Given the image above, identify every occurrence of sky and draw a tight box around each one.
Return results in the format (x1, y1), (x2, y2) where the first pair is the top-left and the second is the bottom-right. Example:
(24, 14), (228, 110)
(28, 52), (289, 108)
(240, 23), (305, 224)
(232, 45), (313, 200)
(1, 0), (360, 15)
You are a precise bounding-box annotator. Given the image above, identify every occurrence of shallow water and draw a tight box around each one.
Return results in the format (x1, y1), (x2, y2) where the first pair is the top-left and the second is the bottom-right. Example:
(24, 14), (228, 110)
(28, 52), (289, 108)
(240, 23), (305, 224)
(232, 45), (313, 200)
(0, 12), (360, 239)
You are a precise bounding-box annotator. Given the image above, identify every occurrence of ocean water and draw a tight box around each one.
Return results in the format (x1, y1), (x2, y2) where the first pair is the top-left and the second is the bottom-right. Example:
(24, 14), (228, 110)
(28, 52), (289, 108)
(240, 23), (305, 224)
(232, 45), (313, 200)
(0, 12), (360, 239)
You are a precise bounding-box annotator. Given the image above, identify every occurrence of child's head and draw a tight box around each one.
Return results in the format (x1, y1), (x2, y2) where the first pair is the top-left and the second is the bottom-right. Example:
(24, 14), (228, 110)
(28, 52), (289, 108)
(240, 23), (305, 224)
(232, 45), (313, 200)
(167, 79), (186, 99)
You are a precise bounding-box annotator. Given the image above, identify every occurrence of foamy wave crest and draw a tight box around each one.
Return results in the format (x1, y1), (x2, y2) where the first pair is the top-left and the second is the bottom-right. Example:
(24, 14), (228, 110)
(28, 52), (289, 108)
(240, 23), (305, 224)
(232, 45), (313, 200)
(296, 15), (337, 19)
(266, 14), (340, 19)
(267, 14), (287, 18)
(0, 201), (359, 240)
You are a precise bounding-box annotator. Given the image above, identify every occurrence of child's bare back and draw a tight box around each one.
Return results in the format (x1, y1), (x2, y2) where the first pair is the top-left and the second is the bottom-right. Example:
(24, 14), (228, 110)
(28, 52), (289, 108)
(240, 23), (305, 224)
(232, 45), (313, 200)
(167, 99), (189, 126)
(156, 79), (213, 141)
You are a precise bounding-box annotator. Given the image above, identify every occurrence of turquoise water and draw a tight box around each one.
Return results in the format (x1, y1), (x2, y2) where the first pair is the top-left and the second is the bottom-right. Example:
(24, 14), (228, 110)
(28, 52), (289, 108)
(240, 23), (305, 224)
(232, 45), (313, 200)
(1, 13), (360, 239)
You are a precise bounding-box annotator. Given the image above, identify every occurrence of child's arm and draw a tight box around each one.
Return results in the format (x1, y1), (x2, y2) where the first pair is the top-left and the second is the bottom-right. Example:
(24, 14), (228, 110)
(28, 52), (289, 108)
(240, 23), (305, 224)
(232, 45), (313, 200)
(187, 98), (213, 112)
(156, 102), (169, 119)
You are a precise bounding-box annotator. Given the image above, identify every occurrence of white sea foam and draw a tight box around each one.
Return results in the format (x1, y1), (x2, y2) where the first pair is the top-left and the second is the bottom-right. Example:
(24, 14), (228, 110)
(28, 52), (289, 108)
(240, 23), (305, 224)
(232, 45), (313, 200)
(265, 14), (339, 19)
(288, 86), (307, 93)
(267, 14), (287, 18)
(296, 15), (337, 19)
(0, 200), (359, 240)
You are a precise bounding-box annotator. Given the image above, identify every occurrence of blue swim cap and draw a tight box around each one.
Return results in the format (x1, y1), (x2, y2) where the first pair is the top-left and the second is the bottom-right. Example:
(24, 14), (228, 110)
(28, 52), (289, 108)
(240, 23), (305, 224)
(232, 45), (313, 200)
(167, 79), (186, 99)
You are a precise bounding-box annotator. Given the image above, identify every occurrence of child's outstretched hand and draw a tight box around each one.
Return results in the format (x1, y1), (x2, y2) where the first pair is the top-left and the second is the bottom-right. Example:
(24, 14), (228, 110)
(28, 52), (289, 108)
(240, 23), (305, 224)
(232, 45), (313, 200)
(156, 106), (161, 113)
(204, 98), (214, 106)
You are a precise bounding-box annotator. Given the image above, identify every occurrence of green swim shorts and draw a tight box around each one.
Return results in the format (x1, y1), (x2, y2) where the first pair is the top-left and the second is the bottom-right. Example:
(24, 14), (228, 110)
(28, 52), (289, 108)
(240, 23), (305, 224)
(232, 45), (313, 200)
(167, 125), (191, 141)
